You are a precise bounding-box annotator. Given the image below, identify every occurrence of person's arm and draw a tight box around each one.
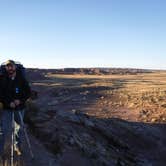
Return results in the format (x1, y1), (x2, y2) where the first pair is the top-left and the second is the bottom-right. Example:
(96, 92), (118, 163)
(0, 76), (3, 109)
(1, 77), (13, 108)
(0, 76), (3, 102)
(2, 91), (14, 109)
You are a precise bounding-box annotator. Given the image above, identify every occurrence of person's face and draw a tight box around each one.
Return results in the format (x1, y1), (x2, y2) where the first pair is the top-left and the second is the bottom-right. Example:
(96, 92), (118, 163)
(5, 63), (16, 75)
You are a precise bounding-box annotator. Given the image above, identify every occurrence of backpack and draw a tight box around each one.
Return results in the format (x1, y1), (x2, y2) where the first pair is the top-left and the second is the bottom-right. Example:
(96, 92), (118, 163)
(0, 61), (26, 79)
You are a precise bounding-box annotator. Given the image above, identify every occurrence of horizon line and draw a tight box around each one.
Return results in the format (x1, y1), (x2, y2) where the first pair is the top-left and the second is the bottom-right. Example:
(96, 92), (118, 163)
(25, 66), (166, 71)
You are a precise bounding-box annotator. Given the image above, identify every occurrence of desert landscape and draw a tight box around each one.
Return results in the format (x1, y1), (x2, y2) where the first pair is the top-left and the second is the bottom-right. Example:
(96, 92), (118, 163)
(1, 1), (165, 166)
(16, 68), (166, 166)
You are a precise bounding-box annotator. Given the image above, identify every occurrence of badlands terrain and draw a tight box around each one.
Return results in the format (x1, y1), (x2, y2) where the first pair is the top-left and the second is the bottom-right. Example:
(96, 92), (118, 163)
(15, 68), (166, 166)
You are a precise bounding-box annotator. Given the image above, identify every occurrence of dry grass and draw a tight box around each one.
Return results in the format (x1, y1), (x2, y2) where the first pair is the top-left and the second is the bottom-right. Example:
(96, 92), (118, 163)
(37, 71), (166, 123)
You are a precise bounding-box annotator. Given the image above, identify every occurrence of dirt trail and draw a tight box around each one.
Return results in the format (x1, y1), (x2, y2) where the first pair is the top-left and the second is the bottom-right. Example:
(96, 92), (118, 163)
(21, 130), (57, 166)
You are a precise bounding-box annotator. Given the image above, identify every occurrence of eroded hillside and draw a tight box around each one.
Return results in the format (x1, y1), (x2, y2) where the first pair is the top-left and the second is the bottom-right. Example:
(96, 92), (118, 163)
(24, 70), (166, 166)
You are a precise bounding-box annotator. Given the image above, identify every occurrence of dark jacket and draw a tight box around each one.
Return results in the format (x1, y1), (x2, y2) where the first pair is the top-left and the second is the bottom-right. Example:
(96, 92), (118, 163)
(1, 71), (31, 109)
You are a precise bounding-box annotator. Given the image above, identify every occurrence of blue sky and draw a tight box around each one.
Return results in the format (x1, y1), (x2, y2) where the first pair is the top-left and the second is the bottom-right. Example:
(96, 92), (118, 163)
(0, 0), (166, 69)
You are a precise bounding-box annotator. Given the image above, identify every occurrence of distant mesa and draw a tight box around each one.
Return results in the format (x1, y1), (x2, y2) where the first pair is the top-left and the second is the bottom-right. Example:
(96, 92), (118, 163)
(27, 67), (152, 77)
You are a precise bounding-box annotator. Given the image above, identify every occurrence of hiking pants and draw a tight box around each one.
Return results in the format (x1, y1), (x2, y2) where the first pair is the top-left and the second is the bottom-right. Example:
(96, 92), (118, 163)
(0, 110), (24, 155)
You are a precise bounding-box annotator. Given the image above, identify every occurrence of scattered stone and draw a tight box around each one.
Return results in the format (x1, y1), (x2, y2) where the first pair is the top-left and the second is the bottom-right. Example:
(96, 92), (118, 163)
(151, 118), (157, 123)
(48, 100), (59, 106)
(83, 119), (95, 127)
(71, 109), (77, 114)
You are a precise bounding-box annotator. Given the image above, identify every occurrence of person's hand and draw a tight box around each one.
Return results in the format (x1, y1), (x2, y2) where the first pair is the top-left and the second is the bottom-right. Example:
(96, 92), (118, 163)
(10, 102), (16, 109)
(14, 100), (21, 106)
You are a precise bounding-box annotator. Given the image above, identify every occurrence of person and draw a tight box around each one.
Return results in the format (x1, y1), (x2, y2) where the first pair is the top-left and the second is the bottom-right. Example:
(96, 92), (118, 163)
(0, 60), (31, 156)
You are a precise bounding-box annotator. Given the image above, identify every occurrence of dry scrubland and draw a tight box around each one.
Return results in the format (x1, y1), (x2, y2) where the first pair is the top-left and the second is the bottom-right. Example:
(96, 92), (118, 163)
(23, 70), (166, 166)
(45, 71), (166, 123)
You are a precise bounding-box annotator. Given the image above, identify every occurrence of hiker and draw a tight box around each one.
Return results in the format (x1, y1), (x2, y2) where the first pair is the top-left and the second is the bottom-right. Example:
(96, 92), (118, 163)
(0, 60), (31, 156)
